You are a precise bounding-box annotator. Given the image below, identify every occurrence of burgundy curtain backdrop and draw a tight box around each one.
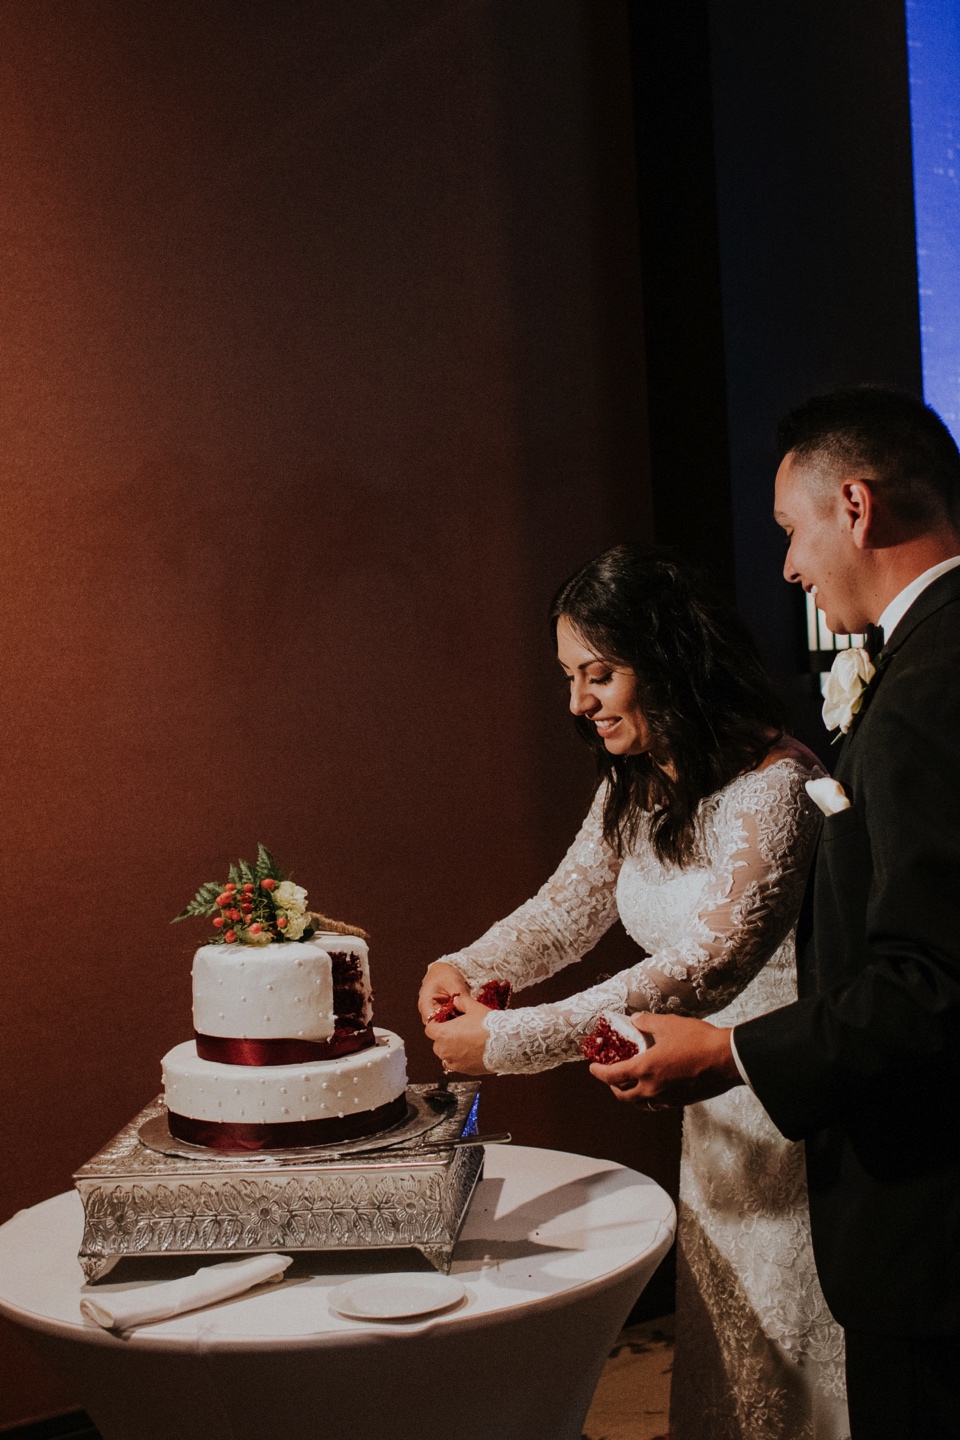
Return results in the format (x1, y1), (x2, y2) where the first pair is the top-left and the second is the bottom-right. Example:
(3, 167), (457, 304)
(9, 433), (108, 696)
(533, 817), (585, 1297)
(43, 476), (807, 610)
(0, 2), (672, 1424)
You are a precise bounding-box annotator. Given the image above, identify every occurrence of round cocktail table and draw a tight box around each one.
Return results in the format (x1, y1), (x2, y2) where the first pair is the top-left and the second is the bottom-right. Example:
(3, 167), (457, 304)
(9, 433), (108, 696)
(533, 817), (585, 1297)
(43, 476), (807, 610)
(0, 1145), (675, 1440)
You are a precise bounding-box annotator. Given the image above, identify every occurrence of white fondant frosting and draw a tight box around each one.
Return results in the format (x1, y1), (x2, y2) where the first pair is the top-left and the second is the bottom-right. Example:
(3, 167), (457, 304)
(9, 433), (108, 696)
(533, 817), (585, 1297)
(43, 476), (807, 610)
(192, 936), (372, 1040)
(600, 1010), (647, 1052)
(162, 1029), (407, 1124)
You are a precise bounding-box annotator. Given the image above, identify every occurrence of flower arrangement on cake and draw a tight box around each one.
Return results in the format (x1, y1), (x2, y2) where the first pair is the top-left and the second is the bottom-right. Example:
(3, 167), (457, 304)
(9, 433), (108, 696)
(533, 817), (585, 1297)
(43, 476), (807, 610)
(172, 844), (367, 946)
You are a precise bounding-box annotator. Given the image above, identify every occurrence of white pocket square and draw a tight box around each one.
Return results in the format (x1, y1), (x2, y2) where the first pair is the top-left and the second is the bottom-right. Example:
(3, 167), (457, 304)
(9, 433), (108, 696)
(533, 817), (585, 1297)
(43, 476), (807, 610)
(805, 777), (851, 816)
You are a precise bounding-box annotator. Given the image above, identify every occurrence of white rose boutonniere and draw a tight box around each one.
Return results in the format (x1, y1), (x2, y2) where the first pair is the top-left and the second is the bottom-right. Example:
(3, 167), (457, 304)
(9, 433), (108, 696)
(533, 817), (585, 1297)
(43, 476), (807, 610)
(821, 647), (876, 735)
(805, 776), (852, 816)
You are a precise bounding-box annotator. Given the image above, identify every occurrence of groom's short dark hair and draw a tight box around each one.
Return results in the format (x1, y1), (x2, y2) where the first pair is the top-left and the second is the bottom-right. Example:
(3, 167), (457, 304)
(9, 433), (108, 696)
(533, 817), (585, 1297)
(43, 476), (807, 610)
(777, 386), (960, 524)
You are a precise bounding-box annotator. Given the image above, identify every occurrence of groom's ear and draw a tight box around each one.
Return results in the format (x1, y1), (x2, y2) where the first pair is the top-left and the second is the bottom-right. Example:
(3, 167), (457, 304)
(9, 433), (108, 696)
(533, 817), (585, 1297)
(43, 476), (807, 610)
(840, 478), (877, 550)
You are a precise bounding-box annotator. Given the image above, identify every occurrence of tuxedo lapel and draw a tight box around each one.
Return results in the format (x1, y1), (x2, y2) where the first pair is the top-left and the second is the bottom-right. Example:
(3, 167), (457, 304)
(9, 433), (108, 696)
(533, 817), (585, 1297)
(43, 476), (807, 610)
(879, 564), (960, 657)
(832, 567), (960, 769)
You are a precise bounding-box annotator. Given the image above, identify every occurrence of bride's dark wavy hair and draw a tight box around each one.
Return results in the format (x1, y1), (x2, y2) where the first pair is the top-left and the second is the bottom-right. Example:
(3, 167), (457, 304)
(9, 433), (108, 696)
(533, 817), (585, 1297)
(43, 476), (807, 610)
(551, 544), (787, 867)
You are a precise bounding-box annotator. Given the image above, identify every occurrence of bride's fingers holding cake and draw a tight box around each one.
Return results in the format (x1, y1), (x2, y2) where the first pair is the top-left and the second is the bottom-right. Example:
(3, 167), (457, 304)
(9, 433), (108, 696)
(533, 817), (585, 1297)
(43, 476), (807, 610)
(424, 1007), (492, 1076)
(418, 961), (470, 1024)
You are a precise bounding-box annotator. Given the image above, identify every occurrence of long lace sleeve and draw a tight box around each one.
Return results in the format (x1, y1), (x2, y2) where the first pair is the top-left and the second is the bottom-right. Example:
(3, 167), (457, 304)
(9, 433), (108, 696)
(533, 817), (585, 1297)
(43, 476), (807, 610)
(482, 761), (822, 1074)
(436, 787), (622, 994)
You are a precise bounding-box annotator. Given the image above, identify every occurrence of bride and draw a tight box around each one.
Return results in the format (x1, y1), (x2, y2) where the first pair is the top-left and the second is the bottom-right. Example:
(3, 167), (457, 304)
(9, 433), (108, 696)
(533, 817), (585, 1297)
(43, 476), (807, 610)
(419, 545), (850, 1440)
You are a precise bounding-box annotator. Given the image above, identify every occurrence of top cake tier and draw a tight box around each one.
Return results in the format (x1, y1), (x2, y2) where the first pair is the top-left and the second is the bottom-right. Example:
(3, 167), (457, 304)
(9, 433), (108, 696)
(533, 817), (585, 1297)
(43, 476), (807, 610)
(192, 934), (372, 1042)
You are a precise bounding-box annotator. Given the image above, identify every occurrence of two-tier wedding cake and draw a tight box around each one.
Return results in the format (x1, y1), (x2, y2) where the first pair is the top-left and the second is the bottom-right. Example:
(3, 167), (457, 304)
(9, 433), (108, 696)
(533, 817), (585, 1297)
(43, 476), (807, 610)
(162, 847), (407, 1150)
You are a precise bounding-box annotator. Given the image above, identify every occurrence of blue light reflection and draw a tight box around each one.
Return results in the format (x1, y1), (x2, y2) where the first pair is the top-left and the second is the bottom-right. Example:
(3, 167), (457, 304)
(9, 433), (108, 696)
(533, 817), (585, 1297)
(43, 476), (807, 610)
(906, 0), (960, 440)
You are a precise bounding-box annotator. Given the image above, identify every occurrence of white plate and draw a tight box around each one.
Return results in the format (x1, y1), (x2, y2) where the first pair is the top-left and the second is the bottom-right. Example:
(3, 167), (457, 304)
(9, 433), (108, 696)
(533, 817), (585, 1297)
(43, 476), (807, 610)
(329, 1273), (466, 1320)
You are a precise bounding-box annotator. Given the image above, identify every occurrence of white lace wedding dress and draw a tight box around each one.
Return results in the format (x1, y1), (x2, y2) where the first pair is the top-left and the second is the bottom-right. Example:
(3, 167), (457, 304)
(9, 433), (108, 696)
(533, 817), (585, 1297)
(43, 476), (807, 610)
(439, 758), (850, 1440)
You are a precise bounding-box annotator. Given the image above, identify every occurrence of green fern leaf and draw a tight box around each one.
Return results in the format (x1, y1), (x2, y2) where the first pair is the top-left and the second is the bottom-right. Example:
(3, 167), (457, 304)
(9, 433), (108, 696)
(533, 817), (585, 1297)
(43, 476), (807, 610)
(254, 844), (284, 882)
(172, 880), (223, 923)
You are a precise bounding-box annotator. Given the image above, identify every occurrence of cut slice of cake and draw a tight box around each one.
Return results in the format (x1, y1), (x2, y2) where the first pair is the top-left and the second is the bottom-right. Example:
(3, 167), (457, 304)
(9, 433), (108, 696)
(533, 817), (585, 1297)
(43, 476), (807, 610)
(580, 1011), (646, 1065)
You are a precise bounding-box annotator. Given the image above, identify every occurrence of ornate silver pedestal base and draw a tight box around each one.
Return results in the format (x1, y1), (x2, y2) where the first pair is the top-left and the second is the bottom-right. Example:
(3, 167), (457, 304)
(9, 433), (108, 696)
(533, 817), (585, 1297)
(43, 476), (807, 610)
(74, 1084), (482, 1283)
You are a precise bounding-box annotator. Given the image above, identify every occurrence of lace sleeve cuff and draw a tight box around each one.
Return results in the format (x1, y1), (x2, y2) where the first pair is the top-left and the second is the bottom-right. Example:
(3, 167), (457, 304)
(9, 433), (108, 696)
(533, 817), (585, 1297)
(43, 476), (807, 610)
(481, 1008), (580, 1074)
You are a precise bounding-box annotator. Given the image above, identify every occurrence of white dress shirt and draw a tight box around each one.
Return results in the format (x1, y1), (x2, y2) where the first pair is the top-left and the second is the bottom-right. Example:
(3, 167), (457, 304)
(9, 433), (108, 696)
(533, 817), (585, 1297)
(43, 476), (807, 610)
(876, 553), (960, 642)
(729, 553), (960, 1092)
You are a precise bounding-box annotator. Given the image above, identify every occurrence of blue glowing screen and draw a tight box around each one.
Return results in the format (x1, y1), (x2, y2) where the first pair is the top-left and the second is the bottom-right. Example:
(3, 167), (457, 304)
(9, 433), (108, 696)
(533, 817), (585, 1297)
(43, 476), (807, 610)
(906, 0), (960, 441)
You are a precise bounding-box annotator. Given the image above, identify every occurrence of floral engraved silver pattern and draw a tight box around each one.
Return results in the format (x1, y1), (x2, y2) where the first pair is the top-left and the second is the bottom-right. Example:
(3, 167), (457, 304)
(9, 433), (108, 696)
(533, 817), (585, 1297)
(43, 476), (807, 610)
(75, 1085), (483, 1278)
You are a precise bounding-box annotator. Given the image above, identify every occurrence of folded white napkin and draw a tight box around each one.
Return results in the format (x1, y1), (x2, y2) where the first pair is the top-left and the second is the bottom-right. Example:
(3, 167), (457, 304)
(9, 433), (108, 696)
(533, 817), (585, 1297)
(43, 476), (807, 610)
(80, 1253), (293, 1331)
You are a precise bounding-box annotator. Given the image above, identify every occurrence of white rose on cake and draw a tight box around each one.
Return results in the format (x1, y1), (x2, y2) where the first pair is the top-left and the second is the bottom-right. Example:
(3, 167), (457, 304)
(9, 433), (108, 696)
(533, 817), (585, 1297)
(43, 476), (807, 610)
(280, 912), (309, 941)
(274, 881), (308, 916)
(821, 647), (876, 734)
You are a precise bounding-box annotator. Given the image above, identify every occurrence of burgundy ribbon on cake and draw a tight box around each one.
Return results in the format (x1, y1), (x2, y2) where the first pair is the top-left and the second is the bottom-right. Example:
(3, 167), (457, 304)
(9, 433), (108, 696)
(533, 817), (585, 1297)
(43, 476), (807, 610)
(167, 1092), (408, 1152)
(194, 1024), (375, 1067)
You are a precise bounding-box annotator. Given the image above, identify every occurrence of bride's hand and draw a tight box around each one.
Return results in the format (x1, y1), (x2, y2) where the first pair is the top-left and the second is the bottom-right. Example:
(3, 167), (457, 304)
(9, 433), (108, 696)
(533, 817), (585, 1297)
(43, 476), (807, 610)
(424, 992), (492, 1076)
(418, 961), (470, 1024)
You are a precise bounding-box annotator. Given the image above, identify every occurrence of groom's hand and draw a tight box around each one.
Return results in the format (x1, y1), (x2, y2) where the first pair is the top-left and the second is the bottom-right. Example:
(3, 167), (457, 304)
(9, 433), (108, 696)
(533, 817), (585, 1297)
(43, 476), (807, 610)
(589, 1013), (741, 1109)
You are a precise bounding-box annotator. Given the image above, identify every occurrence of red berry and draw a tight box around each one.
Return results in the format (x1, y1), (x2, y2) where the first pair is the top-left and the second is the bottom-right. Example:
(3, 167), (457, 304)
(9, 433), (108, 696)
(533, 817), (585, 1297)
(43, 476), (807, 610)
(260, 878), (277, 891)
(212, 916), (225, 930)
(249, 923), (262, 934)
(227, 908), (241, 922)
(225, 883), (237, 892)
(243, 882), (255, 894)
(241, 902), (253, 913)
(276, 916), (288, 929)
(224, 929), (237, 943)
(216, 894), (230, 907)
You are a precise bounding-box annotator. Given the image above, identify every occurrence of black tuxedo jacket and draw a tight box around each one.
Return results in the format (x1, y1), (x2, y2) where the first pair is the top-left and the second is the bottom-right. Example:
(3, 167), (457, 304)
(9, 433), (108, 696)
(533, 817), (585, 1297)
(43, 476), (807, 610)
(736, 566), (960, 1336)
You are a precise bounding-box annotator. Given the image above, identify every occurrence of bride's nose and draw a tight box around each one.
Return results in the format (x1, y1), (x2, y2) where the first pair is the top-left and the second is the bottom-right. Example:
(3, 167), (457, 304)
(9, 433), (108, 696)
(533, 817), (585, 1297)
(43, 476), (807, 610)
(569, 677), (598, 717)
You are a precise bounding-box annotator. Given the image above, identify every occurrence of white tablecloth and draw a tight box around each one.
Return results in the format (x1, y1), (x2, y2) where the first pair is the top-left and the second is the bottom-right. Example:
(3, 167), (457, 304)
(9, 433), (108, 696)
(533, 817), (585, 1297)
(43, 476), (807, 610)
(0, 1145), (675, 1440)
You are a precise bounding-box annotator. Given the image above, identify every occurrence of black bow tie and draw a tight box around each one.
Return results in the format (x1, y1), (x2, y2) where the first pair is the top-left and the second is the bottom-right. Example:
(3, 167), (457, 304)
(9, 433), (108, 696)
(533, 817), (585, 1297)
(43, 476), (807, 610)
(864, 623), (885, 660)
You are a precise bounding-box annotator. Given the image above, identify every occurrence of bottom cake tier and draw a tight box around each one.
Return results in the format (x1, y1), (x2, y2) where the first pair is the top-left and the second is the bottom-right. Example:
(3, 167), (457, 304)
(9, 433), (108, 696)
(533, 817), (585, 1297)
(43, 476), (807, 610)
(161, 1027), (408, 1150)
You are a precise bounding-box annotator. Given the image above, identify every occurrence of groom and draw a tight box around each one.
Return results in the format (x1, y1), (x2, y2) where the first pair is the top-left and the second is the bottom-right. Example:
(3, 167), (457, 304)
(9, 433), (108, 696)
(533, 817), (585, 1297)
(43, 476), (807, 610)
(593, 387), (960, 1437)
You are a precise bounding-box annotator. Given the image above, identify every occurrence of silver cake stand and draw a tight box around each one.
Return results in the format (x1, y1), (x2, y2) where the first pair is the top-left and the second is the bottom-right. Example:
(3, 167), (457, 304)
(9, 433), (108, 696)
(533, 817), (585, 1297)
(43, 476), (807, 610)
(73, 1083), (484, 1282)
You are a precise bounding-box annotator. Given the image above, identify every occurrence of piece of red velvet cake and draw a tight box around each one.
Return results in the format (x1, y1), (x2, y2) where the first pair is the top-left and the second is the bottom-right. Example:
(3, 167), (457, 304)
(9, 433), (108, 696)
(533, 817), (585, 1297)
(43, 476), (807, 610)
(428, 979), (512, 1024)
(580, 1011), (644, 1064)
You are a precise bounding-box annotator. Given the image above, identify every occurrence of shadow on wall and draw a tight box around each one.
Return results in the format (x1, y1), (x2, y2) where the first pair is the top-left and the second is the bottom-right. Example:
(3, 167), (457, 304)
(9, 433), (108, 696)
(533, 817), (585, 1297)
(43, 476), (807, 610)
(0, 1), (663, 1427)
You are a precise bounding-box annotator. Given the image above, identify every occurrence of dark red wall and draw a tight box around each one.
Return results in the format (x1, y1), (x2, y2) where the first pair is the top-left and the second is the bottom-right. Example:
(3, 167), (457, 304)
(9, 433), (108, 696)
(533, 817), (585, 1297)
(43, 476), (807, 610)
(0, 3), (671, 1424)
